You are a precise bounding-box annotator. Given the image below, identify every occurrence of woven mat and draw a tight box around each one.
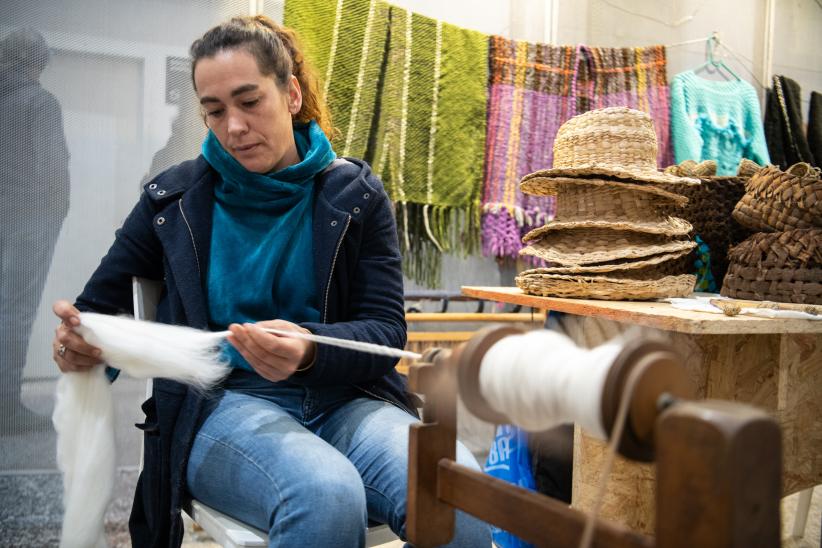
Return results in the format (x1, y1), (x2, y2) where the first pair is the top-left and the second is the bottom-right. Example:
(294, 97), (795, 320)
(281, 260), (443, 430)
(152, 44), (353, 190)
(516, 273), (696, 300)
(481, 41), (674, 260)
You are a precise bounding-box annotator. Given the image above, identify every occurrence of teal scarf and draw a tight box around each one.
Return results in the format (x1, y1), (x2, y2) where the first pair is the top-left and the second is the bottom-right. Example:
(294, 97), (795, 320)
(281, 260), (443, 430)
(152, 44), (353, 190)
(203, 121), (336, 370)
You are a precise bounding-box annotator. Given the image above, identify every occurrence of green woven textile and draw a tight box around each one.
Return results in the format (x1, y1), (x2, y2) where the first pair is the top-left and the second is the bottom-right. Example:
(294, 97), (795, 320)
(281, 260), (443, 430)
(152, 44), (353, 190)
(285, 0), (389, 159)
(286, 1), (488, 286)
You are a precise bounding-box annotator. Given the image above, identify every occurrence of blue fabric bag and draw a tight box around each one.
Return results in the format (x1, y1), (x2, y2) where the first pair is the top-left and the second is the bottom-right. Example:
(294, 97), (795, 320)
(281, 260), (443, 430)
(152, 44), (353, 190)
(484, 424), (536, 548)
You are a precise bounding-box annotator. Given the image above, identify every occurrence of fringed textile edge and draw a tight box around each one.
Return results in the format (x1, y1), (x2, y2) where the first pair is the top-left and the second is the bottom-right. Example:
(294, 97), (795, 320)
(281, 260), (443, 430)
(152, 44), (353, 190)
(397, 201), (481, 287)
(481, 200), (555, 259)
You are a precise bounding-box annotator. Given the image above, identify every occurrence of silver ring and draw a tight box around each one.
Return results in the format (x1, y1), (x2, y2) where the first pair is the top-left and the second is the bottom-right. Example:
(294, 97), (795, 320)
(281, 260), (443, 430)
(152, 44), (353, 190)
(58, 344), (67, 358)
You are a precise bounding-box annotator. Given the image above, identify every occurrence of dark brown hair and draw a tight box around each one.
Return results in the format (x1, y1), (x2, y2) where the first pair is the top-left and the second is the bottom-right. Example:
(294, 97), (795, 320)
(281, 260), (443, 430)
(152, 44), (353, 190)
(189, 15), (333, 138)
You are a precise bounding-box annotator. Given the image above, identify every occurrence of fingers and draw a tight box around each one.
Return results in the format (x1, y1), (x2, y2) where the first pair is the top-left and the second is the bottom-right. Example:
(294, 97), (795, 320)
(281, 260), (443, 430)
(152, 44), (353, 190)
(55, 326), (102, 362)
(52, 299), (103, 373)
(227, 323), (309, 381)
(52, 299), (81, 328)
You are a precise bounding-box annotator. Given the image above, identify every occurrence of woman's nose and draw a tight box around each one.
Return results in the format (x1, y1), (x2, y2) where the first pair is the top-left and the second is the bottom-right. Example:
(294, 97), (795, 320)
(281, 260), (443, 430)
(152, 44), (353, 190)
(227, 110), (248, 135)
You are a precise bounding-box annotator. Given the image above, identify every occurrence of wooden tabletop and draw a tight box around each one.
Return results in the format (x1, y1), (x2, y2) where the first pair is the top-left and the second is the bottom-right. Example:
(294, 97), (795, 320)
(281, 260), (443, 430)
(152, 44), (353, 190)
(461, 286), (822, 335)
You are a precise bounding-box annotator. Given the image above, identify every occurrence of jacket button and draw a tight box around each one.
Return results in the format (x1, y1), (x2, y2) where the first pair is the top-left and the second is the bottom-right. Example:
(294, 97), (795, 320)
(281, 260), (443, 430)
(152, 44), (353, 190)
(156, 217), (166, 225)
(363, 193), (370, 199)
(353, 207), (360, 214)
(148, 183), (158, 190)
(157, 189), (166, 196)
(330, 220), (338, 227)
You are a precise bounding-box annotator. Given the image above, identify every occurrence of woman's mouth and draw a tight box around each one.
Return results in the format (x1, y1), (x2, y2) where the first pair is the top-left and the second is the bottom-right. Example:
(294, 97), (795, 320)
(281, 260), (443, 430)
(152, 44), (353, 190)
(234, 143), (259, 154)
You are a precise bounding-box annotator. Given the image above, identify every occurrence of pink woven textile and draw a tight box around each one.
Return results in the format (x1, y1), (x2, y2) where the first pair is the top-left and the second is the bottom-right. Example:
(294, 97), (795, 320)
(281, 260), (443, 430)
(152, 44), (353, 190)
(482, 39), (673, 259)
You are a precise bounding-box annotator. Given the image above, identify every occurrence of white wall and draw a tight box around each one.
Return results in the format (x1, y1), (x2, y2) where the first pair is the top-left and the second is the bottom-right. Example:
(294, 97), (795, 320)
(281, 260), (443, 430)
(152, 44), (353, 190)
(1, 0), (250, 378)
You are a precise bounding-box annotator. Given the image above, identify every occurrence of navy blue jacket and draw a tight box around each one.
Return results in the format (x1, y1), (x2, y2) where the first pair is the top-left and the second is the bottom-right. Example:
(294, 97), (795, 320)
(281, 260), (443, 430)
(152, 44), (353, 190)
(74, 156), (414, 548)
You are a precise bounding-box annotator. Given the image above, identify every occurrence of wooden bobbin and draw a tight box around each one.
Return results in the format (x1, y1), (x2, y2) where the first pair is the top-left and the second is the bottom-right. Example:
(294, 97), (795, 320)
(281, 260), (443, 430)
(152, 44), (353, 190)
(455, 324), (526, 424)
(601, 339), (694, 462)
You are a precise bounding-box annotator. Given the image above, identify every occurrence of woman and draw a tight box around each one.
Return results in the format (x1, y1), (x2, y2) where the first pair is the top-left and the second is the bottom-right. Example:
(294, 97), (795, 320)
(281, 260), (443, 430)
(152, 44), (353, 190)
(52, 15), (489, 548)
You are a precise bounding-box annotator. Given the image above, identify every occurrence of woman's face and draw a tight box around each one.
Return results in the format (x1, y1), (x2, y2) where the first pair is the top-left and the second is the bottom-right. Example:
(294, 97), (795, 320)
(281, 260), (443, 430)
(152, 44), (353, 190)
(194, 48), (302, 174)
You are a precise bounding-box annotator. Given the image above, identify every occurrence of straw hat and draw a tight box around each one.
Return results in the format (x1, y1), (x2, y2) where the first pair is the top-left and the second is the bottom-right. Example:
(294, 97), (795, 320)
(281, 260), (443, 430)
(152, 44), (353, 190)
(524, 107), (699, 185)
(522, 218), (693, 243)
(516, 273), (697, 301)
(518, 247), (694, 276)
(520, 230), (695, 266)
(521, 177), (687, 223)
(521, 175), (689, 202)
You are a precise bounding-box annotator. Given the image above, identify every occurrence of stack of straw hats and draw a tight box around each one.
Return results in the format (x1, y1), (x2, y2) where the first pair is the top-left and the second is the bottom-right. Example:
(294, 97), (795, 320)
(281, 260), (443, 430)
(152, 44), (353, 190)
(722, 162), (822, 304)
(515, 107), (698, 300)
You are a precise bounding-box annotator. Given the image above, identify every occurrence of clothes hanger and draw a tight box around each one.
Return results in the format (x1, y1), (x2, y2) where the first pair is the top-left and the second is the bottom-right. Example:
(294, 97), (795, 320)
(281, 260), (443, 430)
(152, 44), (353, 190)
(692, 32), (741, 81)
(667, 32), (764, 89)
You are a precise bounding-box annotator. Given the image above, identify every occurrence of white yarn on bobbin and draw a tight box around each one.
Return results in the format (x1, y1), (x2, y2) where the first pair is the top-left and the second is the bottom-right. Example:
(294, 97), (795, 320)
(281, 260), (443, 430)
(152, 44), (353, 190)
(479, 330), (624, 438)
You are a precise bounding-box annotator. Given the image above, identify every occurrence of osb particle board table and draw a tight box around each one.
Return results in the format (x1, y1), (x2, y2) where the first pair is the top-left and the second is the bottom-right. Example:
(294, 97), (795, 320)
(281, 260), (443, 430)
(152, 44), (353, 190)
(462, 286), (822, 534)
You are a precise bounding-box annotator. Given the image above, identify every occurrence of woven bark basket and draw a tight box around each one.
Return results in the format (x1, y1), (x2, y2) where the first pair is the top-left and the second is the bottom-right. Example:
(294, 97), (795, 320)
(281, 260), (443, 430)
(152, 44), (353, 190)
(732, 163), (822, 232)
(516, 273), (696, 301)
(658, 175), (753, 283)
(720, 229), (822, 304)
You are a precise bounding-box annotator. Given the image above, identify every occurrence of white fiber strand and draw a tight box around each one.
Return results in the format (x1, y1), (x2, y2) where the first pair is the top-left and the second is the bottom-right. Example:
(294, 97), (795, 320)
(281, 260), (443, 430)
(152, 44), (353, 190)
(53, 366), (115, 548)
(213, 326), (422, 360)
(479, 330), (623, 438)
(54, 313), (232, 548)
(76, 313), (231, 388)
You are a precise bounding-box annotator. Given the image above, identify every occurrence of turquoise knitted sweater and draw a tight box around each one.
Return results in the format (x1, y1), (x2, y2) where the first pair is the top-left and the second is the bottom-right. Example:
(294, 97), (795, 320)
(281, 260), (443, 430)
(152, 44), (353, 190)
(670, 70), (770, 175)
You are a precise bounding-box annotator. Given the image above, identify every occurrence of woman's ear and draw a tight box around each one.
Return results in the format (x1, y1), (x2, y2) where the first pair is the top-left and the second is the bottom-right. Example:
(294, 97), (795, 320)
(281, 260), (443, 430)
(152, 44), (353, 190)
(287, 75), (302, 115)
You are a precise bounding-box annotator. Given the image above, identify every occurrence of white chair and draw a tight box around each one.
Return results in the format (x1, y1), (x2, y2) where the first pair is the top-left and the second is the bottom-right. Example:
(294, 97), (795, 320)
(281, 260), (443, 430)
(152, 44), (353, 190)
(132, 277), (397, 547)
(791, 486), (815, 539)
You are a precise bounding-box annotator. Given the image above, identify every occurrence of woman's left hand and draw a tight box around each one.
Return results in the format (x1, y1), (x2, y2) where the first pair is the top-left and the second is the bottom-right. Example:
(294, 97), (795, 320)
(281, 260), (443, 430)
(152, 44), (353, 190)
(227, 319), (316, 382)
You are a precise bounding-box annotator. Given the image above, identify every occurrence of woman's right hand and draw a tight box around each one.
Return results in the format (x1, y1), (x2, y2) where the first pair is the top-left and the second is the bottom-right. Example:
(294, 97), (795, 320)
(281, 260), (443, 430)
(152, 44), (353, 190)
(52, 300), (103, 373)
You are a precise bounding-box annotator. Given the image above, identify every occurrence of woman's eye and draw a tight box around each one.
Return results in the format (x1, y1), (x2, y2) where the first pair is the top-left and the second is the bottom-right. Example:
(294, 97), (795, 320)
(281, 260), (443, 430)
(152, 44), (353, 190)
(242, 98), (260, 108)
(206, 108), (224, 118)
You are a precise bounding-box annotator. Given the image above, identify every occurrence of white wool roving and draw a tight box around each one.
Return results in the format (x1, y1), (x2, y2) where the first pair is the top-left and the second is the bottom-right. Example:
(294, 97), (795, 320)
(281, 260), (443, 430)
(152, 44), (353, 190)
(479, 330), (623, 439)
(54, 313), (231, 548)
(53, 366), (115, 548)
(75, 312), (230, 388)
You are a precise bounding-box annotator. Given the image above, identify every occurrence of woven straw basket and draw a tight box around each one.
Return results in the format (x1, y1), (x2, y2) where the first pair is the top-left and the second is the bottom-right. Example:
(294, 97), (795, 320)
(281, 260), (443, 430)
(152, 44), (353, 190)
(720, 229), (822, 304)
(733, 163), (822, 232)
(526, 107), (698, 186)
(516, 273), (696, 301)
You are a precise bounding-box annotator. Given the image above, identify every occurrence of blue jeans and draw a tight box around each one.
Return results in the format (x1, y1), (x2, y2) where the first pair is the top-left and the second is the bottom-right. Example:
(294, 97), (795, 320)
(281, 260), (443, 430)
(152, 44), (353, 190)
(186, 372), (490, 547)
